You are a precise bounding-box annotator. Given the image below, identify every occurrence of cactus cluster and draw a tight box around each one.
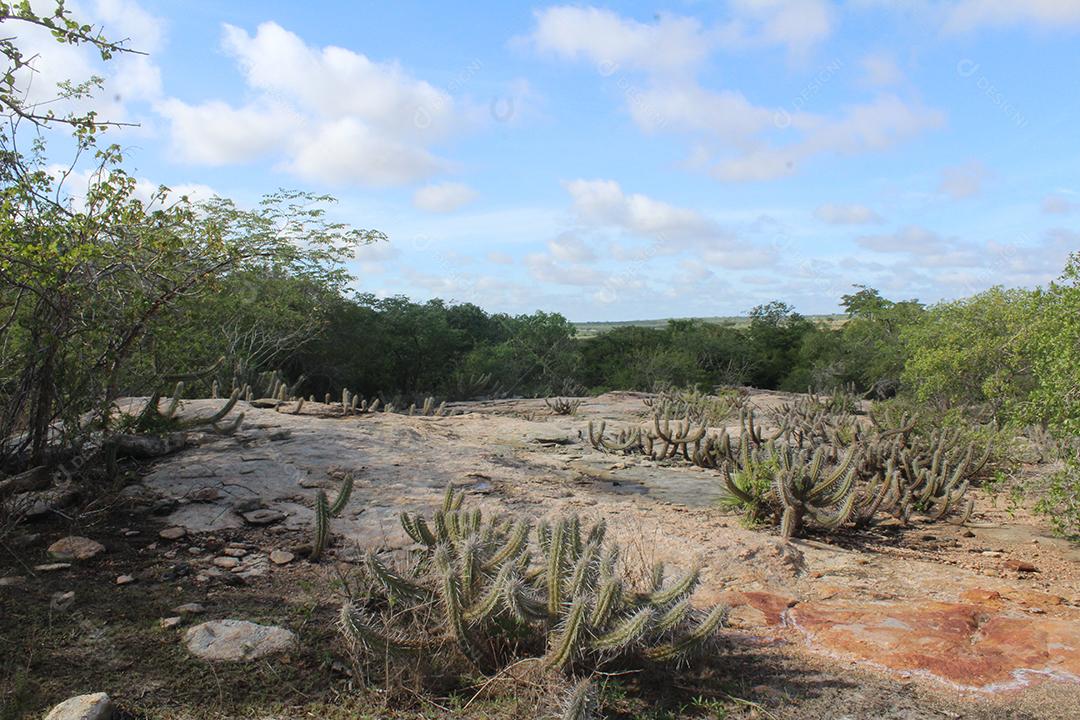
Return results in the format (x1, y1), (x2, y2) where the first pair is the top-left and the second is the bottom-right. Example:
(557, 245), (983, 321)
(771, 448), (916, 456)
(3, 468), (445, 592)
(339, 485), (726, 676)
(131, 382), (245, 436)
(310, 474), (354, 561)
(546, 397), (583, 416)
(643, 387), (744, 427)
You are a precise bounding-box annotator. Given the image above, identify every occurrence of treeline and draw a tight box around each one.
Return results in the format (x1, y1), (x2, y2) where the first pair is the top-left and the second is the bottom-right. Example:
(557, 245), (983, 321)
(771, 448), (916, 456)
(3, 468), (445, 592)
(146, 263), (1078, 439)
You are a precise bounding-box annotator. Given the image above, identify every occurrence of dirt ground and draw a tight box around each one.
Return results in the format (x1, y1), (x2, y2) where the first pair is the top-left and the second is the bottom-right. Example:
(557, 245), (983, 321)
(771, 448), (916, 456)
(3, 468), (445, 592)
(2, 391), (1079, 719)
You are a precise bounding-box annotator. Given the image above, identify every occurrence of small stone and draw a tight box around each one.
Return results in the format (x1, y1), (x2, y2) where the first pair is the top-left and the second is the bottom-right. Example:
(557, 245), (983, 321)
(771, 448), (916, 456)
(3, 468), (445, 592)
(186, 546), (203, 555)
(981, 550), (1004, 558)
(123, 530), (140, 537)
(241, 508), (286, 526)
(1005, 559), (1038, 573)
(160, 616), (183, 629)
(0, 576), (26, 587)
(223, 547), (248, 558)
(34, 562), (71, 572)
(190, 487), (221, 502)
(172, 602), (206, 615)
(269, 550), (294, 565)
(43, 692), (112, 720)
(48, 536), (105, 561)
(962, 530), (976, 538)
(213, 556), (240, 569)
(115, 574), (135, 585)
(159, 526), (187, 541)
(51, 591), (75, 609)
(232, 497), (262, 513)
(183, 619), (296, 661)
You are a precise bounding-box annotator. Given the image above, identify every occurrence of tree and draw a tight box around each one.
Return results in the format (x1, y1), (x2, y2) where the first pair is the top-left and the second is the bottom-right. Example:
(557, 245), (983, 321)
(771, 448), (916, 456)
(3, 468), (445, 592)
(0, 4), (382, 469)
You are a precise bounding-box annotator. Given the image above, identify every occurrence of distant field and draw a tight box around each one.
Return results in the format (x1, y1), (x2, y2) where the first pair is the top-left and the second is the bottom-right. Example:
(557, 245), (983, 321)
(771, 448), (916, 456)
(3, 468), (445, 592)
(573, 315), (846, 337)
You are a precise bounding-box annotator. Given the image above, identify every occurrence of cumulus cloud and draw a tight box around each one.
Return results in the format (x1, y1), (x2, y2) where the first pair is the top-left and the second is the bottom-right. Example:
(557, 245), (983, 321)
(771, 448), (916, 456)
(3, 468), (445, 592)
(528, 7), (942, 183)
(944, 1), (1080, 32)
(412, 182), (479, 213)
(158, 21), (466, 186)
(547, 232), (597, 263)
(815, 203), (883, 224)
(938, 160), (990, 199)
(564, 179), (722, 244)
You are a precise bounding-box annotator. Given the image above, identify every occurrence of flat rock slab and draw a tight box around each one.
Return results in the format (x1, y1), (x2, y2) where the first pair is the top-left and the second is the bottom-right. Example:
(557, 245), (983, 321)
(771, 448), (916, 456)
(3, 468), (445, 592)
(184, 619), (296, 661)
(241, 509), (286, 526)
(788, 599), (1080, 691)
(47, 536), (105, 561)
(43, 692), (112, 720)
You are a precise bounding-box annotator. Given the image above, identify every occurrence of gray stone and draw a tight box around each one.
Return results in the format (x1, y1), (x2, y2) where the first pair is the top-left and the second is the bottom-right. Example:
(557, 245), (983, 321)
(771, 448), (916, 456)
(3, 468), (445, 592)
(115, 574), (135, 585)
(48, 536), (105, 561)
(212, 556), (240, 569)
(160, 616), (183, 629)
(159, 526), (187, 540)
(34, 562), (71, 572)
(183, 619), (296, 661)
(269, 549), (294, 565)
(241, 508), (286, 526)
(172, 602), (206, 615)
(43, 693), (112, 720)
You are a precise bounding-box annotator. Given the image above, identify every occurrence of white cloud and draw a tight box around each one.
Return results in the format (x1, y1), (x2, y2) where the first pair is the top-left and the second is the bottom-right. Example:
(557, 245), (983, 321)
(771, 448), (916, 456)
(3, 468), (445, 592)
(815, 203), (883, 224)
(158, 21), (466, 186)
(1041, 193), (1076, 215)
(528, 6), (712, 74)
(938, 160), (990, 199)
(712, 95), (945, 181)
(727, 0), (835, 55)
(47, 164), (217, 210)
(547, 232), (597, 263)
(564, 179), (721, 243)
(860, 52), (904, 86)
(412, 182), (479, 213)
(944, 1), (1080, 32)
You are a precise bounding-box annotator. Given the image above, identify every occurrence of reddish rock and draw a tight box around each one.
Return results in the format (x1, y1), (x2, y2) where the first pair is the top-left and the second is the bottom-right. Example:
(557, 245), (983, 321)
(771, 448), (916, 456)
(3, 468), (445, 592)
(960, 588), (1002, 605)
(1004, 559), (1038, 573)
(717, 590), (798, 627)
(788, 600), (1080, 690)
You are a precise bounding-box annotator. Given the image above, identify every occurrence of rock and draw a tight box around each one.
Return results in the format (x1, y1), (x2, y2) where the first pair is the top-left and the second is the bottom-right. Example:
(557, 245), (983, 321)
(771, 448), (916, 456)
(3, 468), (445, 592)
(981, 550), (1004, 558)
(159, 526), (187, 540)
(123, 530), (140, 537)
(190, 487), (221, 502)
(43, 692), (112, 720)
(150, 498), (179, 515)
(223, 547), (248, 557)
(213, 556), (240, 569)
(160, 616), (183, 629)
(1005, 559), (1039, 573)
(172, 602), (206, 615)
(241, 508), (286, 526)
(232, 497), (262, 513)
(48, 536), (105, 561)
(161, 562), (191, 581)
(183, 619), (296, 661)
(0, 575), (26, 587)
(51, 591), (75, 609)
(789, 599), (1080, 690)
(34, 562), (71, 572)
(269, 549), (294, 565)
(115, 575), (135, 585)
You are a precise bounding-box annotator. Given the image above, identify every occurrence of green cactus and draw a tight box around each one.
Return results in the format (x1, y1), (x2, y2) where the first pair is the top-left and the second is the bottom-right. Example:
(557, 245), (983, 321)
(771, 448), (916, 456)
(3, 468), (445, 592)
(546, 397), (583, 415)
(774, 446), (858, 539)
(338, 485), (726, 676)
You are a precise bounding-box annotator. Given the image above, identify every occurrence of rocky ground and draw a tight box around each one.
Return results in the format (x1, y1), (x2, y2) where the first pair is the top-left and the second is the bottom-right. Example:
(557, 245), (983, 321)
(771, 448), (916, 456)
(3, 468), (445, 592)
(2, 391), (1079, 719)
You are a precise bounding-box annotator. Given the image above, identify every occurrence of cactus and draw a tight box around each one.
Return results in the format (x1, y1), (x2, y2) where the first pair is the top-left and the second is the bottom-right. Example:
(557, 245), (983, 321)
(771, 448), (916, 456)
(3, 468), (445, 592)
(774, 446), (858, 539)
(546, 397), (583, 416)
(164, 381), (184, 419)
(309, 474), (354, 562)
(339, 485), (726, 676)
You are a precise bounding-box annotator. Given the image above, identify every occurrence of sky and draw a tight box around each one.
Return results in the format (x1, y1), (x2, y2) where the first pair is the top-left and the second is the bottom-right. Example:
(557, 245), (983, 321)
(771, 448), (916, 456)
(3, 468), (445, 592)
(13, 0), (1080, 320)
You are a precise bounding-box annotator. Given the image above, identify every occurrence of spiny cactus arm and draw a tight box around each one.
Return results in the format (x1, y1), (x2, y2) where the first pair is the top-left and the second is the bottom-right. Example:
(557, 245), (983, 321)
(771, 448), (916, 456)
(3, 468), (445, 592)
(459, 535), (482, 602)
(464, 565), (510, 625)
(547, 519), (567, 617)
(291, 397), (305, 415)
(502, 571), (548, 623)
(643, 604), (726, 663)
(589, 577), (622, 628)
(648, 562), (665, 592)
(560, 677), (595, 720)
(601, 427), (641, 452)
(338, 602), (422, 655)
(807, 447), (857, 502)
(585, 519), (606, 547)
(950, 498), (974, 525)
(647, 566), (700, 608)
(808, 489), (856, 530)
(311, 490), (331, 561)
(434, 545), (481, 662)
(482, 519), (529, 571)
(329, 475), (354, 517)
(780, 506), (799, 539)
(441, 484), (456, 512)
(211, 412), (245, 436)
(587, 420), (606, 450)
(721, 465), (756, 505)
(568, 542), (600, 598)
(653, 597), (692, 634)
(401, 512), (437, 547)
(544, 596), (587, 669)
(589, 606), (653, 653)
(365, 553), (429, 601)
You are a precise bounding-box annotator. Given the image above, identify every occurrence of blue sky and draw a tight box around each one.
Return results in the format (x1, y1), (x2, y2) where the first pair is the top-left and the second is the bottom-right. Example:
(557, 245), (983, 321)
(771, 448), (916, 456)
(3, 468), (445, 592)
(19, 0), (1080, 320)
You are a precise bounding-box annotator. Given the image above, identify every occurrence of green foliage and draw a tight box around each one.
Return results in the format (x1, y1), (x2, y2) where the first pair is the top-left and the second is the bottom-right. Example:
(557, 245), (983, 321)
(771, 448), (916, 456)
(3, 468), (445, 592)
(341, 486), (726, 678)
(900, 287), (1036, 414)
